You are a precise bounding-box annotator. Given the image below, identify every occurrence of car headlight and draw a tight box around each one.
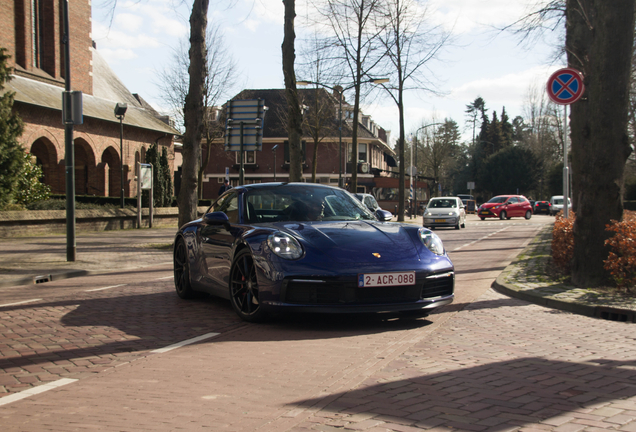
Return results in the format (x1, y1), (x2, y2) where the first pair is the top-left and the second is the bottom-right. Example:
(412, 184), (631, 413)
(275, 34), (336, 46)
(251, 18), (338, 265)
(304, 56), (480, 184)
(267, 232), (303, 260)
(418, 228), (445, 256)
(425, 211), (432, 216)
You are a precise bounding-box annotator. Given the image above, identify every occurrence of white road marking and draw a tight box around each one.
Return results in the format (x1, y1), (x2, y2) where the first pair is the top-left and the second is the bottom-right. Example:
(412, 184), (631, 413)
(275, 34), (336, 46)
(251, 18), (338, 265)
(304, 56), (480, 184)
(151, 332), (220, 354)
(0, 378), (77, 406)
(85, 284), (126, 292)
(452, 227), (509, 252)
(156, 276), (174, 280)
(0, 298), (42, 308)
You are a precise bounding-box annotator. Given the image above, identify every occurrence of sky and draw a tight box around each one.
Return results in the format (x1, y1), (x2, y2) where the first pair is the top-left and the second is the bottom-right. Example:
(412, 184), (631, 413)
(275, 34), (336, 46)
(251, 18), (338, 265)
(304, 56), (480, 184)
(91, 0), (562, 143)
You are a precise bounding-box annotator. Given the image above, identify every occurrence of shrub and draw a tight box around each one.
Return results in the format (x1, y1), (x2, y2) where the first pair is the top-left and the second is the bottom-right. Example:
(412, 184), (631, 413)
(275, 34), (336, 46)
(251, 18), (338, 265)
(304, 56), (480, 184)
(551, 211), (575, 272)
(603, 211), (636, 288)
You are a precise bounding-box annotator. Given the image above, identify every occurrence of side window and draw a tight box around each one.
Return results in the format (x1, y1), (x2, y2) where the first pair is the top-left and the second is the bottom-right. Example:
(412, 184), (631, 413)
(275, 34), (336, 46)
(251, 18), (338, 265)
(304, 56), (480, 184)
(209, 192), (239, 223)
(507, 197), (517, 204)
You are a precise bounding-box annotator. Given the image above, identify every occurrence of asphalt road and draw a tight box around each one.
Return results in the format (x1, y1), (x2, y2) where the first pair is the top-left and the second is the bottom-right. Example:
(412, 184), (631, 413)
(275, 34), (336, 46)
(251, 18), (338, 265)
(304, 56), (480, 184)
(2, 215), (636, 431)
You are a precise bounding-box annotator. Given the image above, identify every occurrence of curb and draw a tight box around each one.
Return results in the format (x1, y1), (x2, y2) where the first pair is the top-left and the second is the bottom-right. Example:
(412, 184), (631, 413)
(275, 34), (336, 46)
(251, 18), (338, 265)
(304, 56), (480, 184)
(491, 228), (636, 323)
(0, 270), (94, 289)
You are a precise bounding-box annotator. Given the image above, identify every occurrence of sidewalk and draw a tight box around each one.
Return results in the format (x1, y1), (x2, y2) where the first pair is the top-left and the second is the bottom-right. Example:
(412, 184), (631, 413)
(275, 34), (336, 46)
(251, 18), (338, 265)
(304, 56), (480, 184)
(0, 227), (177, 288)
(493, 225), (636, 322)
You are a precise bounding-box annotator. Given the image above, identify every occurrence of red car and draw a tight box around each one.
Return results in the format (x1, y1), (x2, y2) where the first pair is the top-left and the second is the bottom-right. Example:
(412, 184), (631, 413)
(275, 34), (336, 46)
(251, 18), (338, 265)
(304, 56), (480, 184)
(478, 195), (533, 220)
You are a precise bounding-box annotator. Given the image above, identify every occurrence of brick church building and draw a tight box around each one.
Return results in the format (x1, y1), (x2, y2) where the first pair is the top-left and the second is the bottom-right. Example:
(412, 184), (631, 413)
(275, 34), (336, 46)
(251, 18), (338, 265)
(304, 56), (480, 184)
(0, 0), (178, 198)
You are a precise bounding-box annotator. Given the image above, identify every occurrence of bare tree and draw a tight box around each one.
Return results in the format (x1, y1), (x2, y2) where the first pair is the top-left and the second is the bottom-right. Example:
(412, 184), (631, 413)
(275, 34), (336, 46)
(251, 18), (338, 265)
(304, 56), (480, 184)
(567, 0), (635, 287)
(378, 0), (450, 221)
(312, 0), (386, 193)
(157, 23), (237, 198)
(297, 34), (341, 182)
(178, 0), (208, 227)
(520, 82), (563, 199)
(507, 0), (635, 287)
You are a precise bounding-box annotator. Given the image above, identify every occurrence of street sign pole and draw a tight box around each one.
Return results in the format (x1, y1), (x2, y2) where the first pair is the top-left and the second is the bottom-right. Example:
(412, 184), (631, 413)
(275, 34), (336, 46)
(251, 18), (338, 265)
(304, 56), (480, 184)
(563, 105), (569, 218)
(239, 122), (245, 185)
(546, 67), (584, 219)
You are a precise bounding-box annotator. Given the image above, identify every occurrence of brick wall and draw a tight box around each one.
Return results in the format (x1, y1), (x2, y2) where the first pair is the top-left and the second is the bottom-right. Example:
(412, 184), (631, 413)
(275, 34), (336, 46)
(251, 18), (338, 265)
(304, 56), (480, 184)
(18, 103), (175, 197)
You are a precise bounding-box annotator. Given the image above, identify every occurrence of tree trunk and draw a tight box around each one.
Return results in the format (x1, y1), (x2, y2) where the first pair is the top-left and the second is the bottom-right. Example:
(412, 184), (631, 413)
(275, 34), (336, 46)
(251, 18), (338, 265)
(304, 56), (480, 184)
(282, 0), (303, 182)
(567, 0), (634, 286)
(178, 0), (208, 227)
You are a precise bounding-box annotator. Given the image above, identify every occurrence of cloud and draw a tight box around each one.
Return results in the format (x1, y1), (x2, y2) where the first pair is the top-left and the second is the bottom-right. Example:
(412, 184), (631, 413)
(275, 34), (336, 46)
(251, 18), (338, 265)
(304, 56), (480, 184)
(98, 48), (138, 63)
(428, 0), (543, 34)
(449, 65), (557, 109)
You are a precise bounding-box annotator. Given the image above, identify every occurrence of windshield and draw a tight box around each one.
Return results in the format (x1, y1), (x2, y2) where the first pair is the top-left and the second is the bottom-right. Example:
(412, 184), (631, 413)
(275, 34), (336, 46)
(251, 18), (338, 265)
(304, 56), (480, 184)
(487, 196), (508, 204)
(244, 185), (376, 223)
(428, 199), (457, 209)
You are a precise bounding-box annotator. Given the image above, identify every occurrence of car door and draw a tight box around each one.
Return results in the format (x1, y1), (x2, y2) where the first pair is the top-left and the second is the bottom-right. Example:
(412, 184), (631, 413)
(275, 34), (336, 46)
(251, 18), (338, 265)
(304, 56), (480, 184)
(506, 197), (519, 217)
(200, 192), (240, 294)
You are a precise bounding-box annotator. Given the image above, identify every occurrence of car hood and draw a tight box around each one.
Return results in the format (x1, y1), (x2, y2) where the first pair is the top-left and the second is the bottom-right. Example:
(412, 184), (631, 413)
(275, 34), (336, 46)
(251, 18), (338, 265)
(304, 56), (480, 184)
(480, 202), (504, 209)
(272, 221), (421, 263)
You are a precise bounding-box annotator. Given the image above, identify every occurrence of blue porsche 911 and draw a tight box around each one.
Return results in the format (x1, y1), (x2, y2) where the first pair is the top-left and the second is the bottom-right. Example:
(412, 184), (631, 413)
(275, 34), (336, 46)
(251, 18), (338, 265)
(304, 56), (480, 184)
(173, 183), (454, 322)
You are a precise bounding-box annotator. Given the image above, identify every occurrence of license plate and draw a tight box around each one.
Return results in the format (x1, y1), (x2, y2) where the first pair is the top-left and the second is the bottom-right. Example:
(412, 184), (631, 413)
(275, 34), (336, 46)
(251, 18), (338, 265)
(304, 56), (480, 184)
(358, 271), (416, 287)
(434, 219), (446, 223)
(479, 211), (490, 215)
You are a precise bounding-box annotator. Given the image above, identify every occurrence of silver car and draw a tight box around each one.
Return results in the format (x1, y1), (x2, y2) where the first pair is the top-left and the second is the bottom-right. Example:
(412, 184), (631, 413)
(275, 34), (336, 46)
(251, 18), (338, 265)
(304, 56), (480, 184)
(423, 197), (466, 230)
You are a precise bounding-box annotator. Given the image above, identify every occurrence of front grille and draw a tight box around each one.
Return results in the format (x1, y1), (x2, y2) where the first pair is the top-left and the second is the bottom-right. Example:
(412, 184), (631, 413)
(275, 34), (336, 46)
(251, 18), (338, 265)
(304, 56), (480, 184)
(282, 272), (453, 305)
(421, 272), (454, 299)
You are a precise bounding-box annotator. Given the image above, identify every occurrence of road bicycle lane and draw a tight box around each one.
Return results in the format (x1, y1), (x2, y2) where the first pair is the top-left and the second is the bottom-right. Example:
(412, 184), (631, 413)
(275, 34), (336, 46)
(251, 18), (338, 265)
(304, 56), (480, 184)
(0, 222), (552, 431)
(0, 267), (246, 402)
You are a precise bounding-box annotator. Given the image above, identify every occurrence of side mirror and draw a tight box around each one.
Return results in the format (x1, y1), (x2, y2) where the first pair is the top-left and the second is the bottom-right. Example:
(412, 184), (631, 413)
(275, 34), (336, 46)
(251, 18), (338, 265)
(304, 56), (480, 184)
(203, 211), (230, 227)
(376, 209), (393, 222)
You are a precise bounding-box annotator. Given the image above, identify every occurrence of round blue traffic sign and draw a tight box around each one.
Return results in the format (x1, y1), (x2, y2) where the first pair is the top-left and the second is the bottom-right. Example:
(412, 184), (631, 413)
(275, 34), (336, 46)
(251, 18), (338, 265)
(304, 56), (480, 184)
(546, 68), (585, 105)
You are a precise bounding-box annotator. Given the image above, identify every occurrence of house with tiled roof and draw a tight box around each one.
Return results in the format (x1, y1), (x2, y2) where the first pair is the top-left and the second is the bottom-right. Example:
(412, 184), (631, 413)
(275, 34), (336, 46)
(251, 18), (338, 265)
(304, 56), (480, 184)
(198, 88), (400, 200)
(0, 0), (178, 198)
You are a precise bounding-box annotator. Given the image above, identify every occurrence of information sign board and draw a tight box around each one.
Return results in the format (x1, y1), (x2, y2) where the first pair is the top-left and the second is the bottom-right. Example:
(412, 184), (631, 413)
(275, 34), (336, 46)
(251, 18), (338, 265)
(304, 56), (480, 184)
(224, 99), (267, 151)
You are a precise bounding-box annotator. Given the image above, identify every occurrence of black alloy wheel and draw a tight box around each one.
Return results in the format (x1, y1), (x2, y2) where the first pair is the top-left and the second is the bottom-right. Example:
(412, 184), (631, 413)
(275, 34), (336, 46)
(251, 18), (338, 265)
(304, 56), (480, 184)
(499, 211), (507, 220)
(174, 238), (194, 299)
(229, 249), (266, 322)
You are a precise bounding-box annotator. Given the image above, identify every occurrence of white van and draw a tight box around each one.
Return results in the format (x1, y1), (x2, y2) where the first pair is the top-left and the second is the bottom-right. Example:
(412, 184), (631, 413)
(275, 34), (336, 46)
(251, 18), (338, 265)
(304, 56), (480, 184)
(550, 195), (571, 216)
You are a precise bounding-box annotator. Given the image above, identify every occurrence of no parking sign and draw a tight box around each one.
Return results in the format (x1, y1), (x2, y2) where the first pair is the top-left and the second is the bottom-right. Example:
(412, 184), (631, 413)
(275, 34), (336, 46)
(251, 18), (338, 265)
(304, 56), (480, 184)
(546, 68), (585, 105)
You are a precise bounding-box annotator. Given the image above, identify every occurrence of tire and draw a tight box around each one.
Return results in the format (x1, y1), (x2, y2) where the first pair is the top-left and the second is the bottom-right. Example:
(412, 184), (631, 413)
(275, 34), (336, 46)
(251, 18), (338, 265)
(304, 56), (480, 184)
(174, 238), (195, 299)
(480, 217), (485, 221)
(229, 249), (266, 322)
(455, 222), (460, 230)
(525, 210), (532, 220)
(499, 211), (507, 220)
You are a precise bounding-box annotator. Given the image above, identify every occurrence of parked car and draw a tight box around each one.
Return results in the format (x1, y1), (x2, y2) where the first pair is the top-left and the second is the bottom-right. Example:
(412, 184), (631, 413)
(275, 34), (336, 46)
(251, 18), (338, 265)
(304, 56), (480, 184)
(550, 195), (571, 216)
(456, 194), (475, 206)
(354, 193), (393, 221)
(534, 200), (551, 215)
(174, 183), (455, 322)
(477, 195), (533, 220)
(423, 197), (466, 230)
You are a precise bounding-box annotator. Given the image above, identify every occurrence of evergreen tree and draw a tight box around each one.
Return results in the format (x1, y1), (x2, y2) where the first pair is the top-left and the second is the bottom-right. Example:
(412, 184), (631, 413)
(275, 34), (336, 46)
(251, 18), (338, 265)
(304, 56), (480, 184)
(0, 48), (25, 208)
(500, 107), (514, 147)
(15, 152), (50, 205)
(145, 142), (173, 207)
(161, 146), (173, 205)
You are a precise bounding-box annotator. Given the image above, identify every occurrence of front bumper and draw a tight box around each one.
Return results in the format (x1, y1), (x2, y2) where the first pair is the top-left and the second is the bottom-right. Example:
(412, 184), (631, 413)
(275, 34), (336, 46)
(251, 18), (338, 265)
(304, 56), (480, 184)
(423, 216), (459, 227)
(261, 270), (455, 314)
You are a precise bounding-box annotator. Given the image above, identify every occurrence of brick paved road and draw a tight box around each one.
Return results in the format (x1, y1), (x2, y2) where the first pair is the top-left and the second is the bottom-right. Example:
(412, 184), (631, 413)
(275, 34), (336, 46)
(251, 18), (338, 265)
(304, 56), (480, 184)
(1, 219), (635, 431)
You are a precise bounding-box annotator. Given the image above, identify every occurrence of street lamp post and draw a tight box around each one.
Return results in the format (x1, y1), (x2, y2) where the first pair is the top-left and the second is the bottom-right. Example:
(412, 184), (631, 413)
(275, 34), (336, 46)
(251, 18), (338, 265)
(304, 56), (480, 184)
(297, 78), (389, 189)
(114, 103), (127, 208)
(272, 144), (278, 181)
